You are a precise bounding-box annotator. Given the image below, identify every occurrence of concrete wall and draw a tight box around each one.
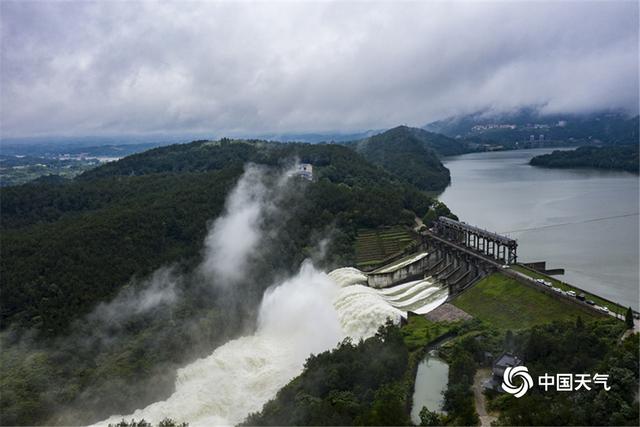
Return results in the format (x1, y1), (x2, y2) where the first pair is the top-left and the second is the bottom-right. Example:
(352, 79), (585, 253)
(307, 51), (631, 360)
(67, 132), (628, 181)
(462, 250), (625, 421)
(367, 255), (431, 288)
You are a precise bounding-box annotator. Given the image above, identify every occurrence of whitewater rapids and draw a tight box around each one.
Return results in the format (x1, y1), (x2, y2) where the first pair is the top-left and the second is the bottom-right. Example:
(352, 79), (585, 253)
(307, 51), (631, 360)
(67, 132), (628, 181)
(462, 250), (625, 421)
(97, 263), (447, 426)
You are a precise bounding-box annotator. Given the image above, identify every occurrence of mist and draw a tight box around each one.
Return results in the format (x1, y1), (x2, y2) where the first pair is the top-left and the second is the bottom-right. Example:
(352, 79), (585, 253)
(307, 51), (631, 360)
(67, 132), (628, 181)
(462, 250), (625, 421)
(88, 267), (181, 328)
(200, 163), (298, 287)
(97, 261), (345, 426)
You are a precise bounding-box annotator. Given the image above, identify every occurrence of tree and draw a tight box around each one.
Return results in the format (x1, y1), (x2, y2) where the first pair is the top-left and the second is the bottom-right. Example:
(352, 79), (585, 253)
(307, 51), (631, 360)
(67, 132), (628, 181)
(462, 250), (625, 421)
(625, 307), (634, 329)
(419, 407), (442, 426)
(504, 329), (514, 351)
(365, 383), (410, 426)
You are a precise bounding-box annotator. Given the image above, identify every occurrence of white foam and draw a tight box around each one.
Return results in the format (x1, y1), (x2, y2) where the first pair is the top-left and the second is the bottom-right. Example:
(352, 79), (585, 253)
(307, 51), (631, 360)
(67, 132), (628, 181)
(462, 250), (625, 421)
(381, 279), (435, 302)
(328, 267), (368, 287)
(371, 251), (429, 274)
(97, 265), (447, 427)
(377, 278), (428, 295)
(411, 289), (449, 315)
(387, 286), (441, 309)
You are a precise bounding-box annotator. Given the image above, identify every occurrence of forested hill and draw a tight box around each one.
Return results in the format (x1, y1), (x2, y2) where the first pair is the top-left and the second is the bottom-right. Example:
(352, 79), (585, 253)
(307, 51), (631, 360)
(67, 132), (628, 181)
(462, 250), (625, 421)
(2, 137), (455, 424)
(530, 144), (639, 173)
(344, 125), (470, 192)
(426, 110), (639, 145)
(1, 139), (435, 334)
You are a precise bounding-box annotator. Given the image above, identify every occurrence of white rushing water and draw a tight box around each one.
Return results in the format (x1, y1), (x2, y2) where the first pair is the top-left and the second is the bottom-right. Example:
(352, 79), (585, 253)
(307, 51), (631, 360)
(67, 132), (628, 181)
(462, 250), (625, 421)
(98, 264), (447, 426)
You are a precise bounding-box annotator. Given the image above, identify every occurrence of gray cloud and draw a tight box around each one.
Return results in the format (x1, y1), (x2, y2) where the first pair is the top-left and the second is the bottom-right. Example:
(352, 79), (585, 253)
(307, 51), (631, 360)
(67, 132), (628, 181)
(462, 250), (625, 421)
(1, 0), (637, 138)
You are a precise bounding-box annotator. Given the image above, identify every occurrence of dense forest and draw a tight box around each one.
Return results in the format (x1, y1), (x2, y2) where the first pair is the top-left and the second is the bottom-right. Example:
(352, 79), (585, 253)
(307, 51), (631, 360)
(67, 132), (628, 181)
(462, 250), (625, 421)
(529, 145), (639, 173)
(0, 136), (449, 425)
(491, 319), (638, 426)
(345, 126), (470, 192)
(243, 314), (638, 426)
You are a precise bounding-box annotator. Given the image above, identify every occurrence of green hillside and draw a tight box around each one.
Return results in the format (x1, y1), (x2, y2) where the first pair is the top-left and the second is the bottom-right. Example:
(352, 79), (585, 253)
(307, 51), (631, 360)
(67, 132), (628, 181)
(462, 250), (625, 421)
(530, 144), (639, 173)
(452, 273), (600, 330)
(346, 126), (468, 192)
(0, 137), (452, 425)
(1, 139), (436, 334)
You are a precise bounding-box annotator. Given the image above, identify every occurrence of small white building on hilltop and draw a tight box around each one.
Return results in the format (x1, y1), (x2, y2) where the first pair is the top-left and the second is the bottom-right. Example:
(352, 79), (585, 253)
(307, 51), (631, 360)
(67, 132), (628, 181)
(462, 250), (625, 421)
(295, 163), (313, 181)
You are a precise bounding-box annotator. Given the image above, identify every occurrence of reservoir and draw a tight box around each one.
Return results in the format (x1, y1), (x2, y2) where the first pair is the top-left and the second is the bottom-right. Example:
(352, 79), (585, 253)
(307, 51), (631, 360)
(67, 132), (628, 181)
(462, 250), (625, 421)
(439, 148), (639, 310)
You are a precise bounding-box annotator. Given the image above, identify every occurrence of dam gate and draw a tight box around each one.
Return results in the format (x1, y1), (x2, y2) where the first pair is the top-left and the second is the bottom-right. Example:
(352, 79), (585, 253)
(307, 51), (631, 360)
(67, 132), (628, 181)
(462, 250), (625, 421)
(367, 217), (518, 297)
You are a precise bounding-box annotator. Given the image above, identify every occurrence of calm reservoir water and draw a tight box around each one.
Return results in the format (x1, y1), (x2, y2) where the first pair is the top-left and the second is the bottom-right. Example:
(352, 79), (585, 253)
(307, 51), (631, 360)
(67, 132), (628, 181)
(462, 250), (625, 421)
(411, 353), (449, 424)
(439, 148), (639, 310)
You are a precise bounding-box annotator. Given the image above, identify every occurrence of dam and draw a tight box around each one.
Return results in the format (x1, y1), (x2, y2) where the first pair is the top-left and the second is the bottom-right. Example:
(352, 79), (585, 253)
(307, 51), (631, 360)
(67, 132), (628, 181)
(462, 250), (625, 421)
(366, 217), (513, 296)
(98, 262), (450, 427)
(364, 217), (636, 321)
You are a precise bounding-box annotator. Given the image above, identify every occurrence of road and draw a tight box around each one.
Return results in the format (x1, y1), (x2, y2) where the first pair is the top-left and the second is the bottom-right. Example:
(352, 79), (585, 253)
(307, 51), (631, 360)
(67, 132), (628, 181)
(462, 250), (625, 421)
(424, 230), (631, 321)
(473, 368), (497, 427)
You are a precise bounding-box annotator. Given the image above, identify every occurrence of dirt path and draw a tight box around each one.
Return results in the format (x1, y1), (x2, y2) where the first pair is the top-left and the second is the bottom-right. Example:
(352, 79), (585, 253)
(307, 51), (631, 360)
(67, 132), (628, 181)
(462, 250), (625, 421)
(621, 319), (639, 342)
(473, 368), (497, 427)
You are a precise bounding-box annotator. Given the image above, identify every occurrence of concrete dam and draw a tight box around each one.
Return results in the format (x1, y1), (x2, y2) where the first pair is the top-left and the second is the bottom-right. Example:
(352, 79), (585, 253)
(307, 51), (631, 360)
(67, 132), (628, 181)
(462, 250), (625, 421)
(366, 216), (517, 297)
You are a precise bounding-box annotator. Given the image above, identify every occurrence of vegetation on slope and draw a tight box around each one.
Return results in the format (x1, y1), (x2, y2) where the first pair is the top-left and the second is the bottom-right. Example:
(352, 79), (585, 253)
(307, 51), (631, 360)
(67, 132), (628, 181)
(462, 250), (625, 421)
(243, 321), (411, 426)
(354, 226), (418, 270)
(0, 137), (449, 425)
(490, 321), (638, 426)
(346, 126), (469, 192)
(530, 144), (639, 173)
(243, 307), (636, 427)
(452, 273), (599, 330)
(1, 140), (431, 334)
(400, 315), (459, 351)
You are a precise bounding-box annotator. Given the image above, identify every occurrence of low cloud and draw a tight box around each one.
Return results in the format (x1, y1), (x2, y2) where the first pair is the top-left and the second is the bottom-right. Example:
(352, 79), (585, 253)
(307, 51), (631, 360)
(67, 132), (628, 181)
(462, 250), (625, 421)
(1, 1), (637, 138)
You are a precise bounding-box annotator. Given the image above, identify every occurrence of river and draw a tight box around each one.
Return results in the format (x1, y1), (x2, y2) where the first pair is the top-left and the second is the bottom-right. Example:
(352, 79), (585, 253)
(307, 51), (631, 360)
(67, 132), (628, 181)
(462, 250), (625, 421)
(439, 148), (639, 310)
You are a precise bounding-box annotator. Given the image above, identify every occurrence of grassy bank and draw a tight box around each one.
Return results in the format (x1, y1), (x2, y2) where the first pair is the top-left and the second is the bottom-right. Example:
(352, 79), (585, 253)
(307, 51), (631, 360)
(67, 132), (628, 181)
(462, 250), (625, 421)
(510, 264), (627, 317)
(452, 273), (600, 330)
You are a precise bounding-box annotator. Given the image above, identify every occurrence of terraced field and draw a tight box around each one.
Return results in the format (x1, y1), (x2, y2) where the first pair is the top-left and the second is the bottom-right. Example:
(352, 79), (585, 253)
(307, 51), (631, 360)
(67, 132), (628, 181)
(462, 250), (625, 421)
(355, 226), (417, 270)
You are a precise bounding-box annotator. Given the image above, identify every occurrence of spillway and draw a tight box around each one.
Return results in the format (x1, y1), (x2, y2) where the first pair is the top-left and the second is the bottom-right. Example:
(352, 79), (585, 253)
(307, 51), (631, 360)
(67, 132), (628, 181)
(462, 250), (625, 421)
(97, 265), (447, 426)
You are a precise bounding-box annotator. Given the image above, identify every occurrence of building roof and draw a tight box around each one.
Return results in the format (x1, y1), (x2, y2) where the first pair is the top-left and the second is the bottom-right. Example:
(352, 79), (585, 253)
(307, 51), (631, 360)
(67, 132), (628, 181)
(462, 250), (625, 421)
(495, 353), (520, 368)
(493, 352), (522, 377)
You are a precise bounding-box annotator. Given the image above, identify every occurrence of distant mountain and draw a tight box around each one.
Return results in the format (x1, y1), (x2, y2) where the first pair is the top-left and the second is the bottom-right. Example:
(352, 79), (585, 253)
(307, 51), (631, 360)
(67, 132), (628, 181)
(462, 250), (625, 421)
(425, 109), (639, 145)
(0, 129), (383, 154)
(254, 129), (383, 143)
(0, 140), (171, 158)
(343, 126), (471, 192)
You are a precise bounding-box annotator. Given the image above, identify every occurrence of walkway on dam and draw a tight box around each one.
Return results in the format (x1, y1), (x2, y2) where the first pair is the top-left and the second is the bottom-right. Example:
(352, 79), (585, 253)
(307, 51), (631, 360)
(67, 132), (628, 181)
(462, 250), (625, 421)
(422, 230), (506, 269)
(423, 229), (632, 321)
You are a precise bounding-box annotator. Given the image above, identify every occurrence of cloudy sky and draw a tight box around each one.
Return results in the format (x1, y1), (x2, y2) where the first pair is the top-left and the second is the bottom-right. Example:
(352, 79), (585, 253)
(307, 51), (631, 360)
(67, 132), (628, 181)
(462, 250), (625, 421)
(1, 0), (638, 138)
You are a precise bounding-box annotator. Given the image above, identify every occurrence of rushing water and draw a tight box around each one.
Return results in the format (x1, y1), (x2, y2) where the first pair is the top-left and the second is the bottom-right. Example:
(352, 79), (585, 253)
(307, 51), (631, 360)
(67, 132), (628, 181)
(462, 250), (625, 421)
(411, 352), (449, 424)
(98, 265), (447, 426)
(439, 148), (639, 309)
